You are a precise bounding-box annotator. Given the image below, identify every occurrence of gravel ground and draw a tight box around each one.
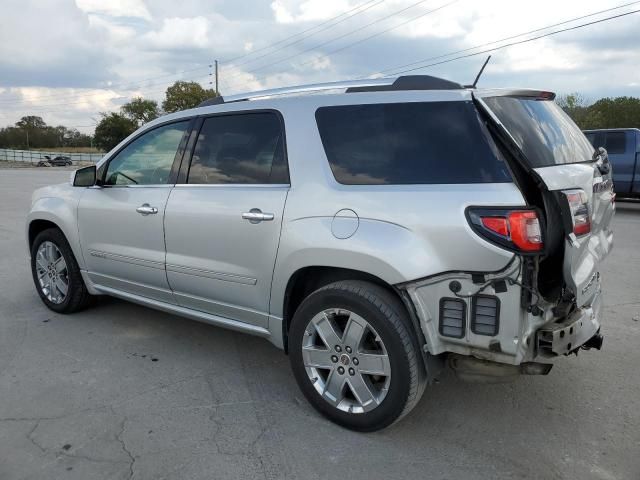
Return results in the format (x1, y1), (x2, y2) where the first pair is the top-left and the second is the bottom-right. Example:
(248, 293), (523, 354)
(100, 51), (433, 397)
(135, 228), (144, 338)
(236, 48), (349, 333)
(1, 169), (639, 480)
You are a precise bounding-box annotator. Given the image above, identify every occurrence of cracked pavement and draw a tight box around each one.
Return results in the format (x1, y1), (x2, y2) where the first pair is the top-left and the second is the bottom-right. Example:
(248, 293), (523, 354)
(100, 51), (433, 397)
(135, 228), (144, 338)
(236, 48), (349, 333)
(1, 169), (639, 479)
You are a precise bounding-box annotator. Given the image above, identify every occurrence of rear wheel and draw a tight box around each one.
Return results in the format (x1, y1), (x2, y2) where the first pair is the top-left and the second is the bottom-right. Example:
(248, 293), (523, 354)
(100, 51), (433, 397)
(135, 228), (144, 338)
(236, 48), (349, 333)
(289, 280), (425, 431)
(31, 228), (91, 313)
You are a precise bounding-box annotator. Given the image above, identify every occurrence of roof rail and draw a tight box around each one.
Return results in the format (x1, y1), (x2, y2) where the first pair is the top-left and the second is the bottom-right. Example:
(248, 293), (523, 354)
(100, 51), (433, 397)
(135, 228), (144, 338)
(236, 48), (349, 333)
(197, 75), (463, 107)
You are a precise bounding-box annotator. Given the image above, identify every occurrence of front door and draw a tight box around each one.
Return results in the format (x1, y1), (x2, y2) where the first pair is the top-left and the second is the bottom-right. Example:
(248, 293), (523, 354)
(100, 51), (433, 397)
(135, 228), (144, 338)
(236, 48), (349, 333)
(164, 111), (289, 327)
(78, 120), (191, 302)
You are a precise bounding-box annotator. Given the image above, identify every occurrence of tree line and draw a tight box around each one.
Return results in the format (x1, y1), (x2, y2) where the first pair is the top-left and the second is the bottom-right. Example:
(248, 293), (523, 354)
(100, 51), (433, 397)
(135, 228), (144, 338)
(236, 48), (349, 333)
(0, 81), (218, 151)
(0, 116), (93, 150)
(2, 83), (637, 153)
(556, 93), (640, 130)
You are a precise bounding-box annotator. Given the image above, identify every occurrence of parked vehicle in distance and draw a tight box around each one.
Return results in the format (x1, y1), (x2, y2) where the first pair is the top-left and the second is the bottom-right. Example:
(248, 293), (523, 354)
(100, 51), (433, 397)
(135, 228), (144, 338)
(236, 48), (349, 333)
(26, 76), (614, 431)
(40, 155), (73, 167)
(584, 128), (640, 198)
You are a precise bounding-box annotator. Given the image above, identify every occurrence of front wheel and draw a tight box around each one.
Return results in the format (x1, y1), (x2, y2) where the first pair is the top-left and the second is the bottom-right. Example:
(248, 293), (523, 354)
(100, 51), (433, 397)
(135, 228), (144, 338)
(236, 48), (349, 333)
(289, 280), (426, 431)
(31, 228), (91, 313)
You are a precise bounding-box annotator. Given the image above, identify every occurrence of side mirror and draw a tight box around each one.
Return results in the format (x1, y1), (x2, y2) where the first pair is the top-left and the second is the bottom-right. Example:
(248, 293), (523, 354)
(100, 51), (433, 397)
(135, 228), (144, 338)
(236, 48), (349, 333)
(73, 165), (97, 187)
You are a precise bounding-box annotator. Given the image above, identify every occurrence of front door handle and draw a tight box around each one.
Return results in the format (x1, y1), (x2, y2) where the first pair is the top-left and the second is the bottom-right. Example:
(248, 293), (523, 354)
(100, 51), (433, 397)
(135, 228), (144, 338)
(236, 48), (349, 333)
(136, 203), (158, 215)
(242, 208), (274, 223)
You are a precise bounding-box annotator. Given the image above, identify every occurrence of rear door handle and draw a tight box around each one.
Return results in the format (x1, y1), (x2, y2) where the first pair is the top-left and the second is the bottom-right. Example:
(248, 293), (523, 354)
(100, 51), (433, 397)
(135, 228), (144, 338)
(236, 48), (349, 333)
(136, 203), (158, 215)
(242, 209), (274, 223)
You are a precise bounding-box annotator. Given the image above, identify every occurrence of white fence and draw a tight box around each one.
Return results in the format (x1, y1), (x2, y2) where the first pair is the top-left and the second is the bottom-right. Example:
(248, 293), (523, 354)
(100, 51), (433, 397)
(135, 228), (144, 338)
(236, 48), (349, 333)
(0, 148), (103, 164)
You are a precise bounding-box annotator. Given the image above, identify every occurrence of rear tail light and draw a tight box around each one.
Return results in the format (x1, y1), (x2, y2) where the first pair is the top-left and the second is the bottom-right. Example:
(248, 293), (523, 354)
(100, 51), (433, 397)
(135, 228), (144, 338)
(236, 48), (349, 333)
(508, 211), (543, 251)
(467, 208), (544, 253)
(563, 189), (591, 236)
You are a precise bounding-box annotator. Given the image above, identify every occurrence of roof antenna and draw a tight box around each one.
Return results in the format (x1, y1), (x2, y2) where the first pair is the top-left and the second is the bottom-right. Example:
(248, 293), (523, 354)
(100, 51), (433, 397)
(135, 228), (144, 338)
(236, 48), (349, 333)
(467, 55), (491, 88)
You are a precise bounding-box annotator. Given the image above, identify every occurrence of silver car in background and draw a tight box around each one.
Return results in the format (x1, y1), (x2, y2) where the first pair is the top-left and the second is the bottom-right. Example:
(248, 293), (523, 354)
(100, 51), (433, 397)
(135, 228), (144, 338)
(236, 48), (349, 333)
(26, 75), (614, 431)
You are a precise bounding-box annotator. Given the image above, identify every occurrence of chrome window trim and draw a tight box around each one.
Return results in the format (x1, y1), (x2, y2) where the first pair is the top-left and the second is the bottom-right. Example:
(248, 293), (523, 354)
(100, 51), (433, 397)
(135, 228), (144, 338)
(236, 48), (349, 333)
(97, 184), (174, 189)
(172, 183), (290, 188)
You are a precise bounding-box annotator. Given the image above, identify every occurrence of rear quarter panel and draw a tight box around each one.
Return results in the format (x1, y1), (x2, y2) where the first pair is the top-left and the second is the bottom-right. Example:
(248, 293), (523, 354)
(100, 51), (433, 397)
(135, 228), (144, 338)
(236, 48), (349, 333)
(268, 92), (526, 318)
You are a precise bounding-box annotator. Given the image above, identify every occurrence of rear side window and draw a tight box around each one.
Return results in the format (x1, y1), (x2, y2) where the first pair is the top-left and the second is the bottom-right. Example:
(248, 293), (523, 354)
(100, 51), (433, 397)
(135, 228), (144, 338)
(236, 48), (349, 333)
(603, 132), (626, 154)
(315, 101), (511, 185)
(187, 112), (288, 184)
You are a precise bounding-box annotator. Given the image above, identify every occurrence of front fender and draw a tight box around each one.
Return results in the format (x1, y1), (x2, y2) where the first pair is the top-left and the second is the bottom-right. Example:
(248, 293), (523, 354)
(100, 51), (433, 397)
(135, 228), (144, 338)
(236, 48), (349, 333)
(27, 193), (84, 269)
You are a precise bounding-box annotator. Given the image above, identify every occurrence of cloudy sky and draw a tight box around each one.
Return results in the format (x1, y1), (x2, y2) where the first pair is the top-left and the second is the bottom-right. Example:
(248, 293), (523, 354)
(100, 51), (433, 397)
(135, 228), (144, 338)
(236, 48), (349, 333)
(0, 0), (638, 133)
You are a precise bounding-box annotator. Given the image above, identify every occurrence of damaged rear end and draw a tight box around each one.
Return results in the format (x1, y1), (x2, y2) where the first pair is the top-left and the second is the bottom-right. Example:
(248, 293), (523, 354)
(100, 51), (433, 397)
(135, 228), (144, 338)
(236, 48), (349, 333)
(402, 89), (615, 382)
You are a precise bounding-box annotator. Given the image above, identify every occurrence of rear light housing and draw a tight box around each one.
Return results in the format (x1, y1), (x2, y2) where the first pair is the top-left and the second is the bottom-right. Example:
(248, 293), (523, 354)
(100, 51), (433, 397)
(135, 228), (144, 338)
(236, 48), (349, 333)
(563, 189), (591, 236)
(467, 207), (544, 254)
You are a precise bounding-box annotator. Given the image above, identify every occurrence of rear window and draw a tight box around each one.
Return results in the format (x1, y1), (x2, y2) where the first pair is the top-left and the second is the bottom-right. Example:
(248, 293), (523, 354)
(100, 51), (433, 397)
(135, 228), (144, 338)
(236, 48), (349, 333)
(483, 96), (595, 168)
(315, 101), (512, 185)
(603, 132), (626, 154)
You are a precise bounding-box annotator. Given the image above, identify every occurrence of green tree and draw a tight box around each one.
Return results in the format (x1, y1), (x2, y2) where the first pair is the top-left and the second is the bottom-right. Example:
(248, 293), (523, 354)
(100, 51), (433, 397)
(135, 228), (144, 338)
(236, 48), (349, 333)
(15, 115), (47, 130)
(121, 97), (160, 126)
(557, 92), (590, 128)
(585, 97), (640, 129)
(162, 81), (218, 113)
(93, 112), (137, 152)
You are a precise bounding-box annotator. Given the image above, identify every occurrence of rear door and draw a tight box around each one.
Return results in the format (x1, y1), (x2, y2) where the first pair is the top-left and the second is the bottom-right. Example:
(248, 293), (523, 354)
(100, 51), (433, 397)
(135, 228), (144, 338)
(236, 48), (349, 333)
(478, 94), (615, 307)
(163, 111), (289, 328)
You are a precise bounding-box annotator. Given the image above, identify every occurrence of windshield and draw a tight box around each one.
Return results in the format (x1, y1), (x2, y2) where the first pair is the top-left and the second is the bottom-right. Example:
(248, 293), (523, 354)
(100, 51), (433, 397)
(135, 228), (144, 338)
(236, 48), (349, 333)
(482, 96), (595, 167)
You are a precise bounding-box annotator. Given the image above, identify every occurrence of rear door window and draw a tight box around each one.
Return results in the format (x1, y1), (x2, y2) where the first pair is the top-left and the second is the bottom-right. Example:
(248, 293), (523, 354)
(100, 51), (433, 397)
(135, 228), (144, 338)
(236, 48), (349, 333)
(187, 112), (288, 184)
(315, 101), (512, 185)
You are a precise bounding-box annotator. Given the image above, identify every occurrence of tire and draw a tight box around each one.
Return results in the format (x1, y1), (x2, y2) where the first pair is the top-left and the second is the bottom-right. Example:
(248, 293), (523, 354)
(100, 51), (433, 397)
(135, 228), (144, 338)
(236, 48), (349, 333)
(30, 228), (91, 313)
(289, 280), (426, 431)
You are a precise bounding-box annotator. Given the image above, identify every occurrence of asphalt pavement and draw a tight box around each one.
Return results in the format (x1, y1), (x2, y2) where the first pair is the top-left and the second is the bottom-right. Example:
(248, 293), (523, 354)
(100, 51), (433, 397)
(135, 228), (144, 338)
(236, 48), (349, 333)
(1, 168), (639, 479)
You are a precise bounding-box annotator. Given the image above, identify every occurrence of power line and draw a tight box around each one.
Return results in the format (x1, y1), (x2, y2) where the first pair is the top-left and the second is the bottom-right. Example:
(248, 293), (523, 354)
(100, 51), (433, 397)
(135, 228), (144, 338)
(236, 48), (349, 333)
(382, 8), (640, 76)
(222, 0), (437, 89)
(235, 0), (459, 90)
(371, 0), (640, 76)
(0, 0), (383, 107)
(222, 0), (381, 64)
(223, 0), (384, 70)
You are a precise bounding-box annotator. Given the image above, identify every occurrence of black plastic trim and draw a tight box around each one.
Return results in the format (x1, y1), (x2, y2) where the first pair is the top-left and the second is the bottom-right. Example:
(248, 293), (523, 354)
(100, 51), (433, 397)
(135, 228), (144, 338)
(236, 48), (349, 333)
(198, 96), (225, 107)
(346, 75), (463, 93)
(471, 294), (500, 336)
(439, 297), (466, 339)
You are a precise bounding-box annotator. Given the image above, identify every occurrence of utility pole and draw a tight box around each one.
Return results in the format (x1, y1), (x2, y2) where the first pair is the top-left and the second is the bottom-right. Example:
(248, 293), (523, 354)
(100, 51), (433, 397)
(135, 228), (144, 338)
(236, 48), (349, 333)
(215, 60), (219, 95)
(209, 60), (220, 95)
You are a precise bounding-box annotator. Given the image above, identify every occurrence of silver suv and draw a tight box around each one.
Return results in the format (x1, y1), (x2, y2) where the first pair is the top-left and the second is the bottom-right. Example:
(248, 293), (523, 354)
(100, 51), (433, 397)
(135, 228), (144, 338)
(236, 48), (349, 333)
(26, 75), (615, 431)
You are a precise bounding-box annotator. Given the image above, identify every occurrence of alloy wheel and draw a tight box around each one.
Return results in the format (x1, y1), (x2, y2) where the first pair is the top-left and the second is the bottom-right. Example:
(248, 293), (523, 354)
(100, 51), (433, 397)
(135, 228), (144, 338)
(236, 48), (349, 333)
(301, 308), (391, 414)
(35, 241), (69, 304)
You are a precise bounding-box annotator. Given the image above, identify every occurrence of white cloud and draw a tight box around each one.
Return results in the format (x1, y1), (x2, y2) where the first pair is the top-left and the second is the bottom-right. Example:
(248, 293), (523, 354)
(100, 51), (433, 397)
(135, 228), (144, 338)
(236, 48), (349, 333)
(1, 0), (639, 133)
(75, 0), (152, 20)
(143, 17), (210, 50)
(271, 0), (351, 23)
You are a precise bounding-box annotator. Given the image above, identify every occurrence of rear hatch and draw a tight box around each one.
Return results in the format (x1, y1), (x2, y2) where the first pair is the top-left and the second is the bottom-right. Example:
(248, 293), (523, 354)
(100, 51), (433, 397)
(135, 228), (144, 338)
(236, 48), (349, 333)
(475, 91), (615, 307)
